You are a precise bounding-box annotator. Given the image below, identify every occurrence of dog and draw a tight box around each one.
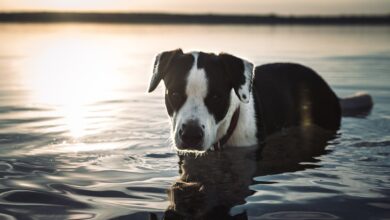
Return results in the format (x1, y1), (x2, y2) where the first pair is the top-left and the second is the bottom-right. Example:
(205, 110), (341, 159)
(148, 49), (373, 219)
(148, 49), (373, 153)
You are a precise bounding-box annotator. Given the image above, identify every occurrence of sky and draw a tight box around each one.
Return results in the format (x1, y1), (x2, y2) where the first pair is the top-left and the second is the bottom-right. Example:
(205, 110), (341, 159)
(0, 0), (389, 15)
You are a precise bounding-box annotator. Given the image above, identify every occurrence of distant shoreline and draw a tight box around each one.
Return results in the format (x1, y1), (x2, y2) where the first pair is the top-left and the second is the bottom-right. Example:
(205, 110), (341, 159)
(0, 12), (389, 25)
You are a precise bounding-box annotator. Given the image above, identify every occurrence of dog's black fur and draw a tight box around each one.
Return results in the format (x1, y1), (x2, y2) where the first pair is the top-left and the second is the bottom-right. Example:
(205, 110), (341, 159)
(253, 63), (341, 138)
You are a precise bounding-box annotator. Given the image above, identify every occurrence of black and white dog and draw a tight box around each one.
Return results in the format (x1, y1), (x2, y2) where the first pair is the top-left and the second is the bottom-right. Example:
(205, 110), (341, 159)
(148, 49), (372, 153)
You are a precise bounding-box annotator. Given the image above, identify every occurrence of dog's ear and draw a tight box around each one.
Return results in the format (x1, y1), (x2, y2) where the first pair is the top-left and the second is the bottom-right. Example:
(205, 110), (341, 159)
(219, 53), (254, 103)
(148, 49), (183, 93)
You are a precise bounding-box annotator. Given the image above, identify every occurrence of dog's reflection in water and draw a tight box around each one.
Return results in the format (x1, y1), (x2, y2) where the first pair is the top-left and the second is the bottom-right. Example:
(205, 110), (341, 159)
(162, 125), (336, 220)
(165, 147), (256, 220)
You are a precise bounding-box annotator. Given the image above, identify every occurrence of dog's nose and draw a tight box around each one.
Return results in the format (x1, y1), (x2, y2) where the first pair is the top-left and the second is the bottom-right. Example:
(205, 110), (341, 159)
(179, 121), (204, 149)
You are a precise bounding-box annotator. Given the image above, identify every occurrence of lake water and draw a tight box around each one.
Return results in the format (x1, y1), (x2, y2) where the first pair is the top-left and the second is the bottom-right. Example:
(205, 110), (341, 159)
(0, 23), (389, 220)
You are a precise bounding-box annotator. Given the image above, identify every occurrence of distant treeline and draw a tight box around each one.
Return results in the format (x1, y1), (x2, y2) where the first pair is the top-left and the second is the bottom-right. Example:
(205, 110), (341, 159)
(0, 12), (389, 25)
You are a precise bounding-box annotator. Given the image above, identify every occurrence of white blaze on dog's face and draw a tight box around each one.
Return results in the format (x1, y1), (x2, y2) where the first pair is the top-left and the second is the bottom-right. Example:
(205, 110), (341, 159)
(170, 54), (217, 152)
(148, 49), (253, 152)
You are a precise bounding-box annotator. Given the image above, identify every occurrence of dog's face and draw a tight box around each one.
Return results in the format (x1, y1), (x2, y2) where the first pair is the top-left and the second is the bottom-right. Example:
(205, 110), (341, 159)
(148, 49), (253, 152)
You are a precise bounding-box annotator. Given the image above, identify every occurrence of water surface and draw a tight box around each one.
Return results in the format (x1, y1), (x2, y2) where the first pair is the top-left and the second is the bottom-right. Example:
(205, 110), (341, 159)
(0, 24), (389, 219)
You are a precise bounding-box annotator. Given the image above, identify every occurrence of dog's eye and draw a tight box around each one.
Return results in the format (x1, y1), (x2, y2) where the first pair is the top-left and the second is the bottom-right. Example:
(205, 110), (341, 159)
(211, 94), (221, 100)
(171, 91), (180, 97)
(168, 91), (183, 100)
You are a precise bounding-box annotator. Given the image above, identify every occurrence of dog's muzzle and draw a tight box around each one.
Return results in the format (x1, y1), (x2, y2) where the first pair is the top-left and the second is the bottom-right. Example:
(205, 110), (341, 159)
(178, 120), (204, 150)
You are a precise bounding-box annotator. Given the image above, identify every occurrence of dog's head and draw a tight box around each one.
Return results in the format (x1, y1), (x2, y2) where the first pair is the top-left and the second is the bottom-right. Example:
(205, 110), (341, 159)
(148, 49), (254, 152)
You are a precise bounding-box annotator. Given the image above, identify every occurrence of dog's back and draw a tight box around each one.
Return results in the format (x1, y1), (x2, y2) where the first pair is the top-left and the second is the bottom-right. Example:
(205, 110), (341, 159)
(253, 63), (341, 136)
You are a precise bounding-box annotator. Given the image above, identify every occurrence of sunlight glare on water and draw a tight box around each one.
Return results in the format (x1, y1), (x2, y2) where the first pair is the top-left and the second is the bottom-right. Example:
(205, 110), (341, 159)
(25, 34), (126, 139)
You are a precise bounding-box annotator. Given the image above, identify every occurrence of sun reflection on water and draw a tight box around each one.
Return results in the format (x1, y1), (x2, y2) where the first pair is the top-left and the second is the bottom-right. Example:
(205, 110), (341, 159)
(24, 32), (125, 139)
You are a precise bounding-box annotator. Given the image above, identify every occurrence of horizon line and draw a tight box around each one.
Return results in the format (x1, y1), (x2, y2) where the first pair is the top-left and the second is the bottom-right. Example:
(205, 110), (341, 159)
(1, 11), (390, 16)
(0, 11), (389, 25)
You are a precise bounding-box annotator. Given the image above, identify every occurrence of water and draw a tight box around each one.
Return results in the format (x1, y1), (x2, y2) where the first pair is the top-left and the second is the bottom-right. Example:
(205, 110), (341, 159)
(0, 23), (389, 220)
